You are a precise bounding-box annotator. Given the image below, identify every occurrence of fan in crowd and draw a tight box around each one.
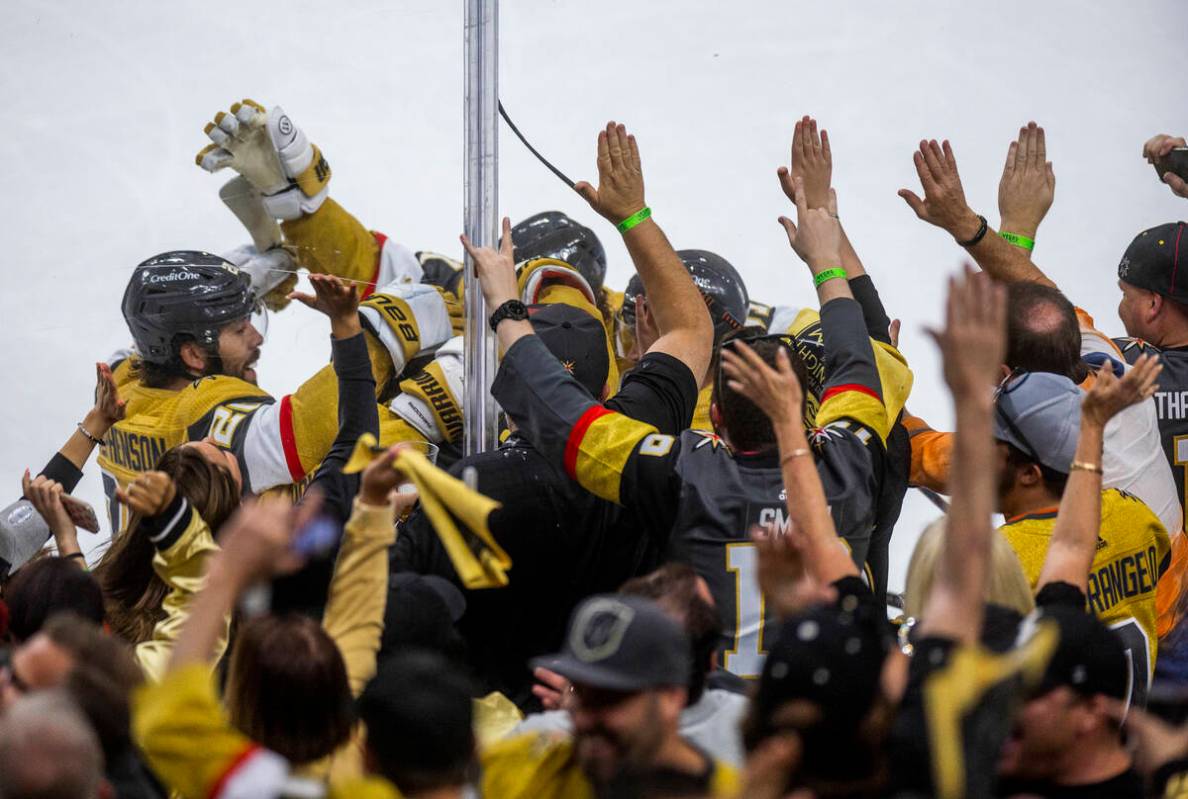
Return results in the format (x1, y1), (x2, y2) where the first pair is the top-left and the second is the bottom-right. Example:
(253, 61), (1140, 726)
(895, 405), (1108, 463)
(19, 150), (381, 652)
(6, 93), (1188, 799)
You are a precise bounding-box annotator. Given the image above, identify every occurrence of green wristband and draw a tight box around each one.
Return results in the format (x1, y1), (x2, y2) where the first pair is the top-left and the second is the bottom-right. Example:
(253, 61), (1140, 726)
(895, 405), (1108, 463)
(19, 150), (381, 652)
(813, 267), (848, 287)
(617, 206), (652, 233)
(999, 230), (1035, 251)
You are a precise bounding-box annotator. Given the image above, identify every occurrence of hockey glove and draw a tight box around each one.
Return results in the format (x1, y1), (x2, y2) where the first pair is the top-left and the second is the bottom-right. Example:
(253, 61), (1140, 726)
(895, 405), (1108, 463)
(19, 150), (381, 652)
(196, 98), (331, 220)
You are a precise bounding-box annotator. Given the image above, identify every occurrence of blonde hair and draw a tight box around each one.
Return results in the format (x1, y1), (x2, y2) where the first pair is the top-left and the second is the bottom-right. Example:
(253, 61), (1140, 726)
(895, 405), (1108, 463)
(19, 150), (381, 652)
(903, 516), (1035, 620)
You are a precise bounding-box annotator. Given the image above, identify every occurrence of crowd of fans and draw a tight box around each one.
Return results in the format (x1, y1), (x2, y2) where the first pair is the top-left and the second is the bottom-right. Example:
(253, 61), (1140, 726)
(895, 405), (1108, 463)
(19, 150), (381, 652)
(3, 95), (1188, 798)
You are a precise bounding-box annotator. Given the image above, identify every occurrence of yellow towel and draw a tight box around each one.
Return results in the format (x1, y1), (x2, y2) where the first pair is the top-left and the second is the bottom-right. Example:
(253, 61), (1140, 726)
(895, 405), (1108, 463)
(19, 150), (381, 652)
(344, 434), (511, 588)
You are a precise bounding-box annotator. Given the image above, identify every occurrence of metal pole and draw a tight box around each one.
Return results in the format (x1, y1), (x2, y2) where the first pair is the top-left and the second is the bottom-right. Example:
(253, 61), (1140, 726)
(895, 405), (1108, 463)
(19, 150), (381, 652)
(463, 0), (499, 456)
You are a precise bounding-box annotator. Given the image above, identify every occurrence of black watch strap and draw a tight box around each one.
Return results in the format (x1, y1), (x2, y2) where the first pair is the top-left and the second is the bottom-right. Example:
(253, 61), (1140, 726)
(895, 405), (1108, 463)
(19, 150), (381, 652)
(489, 299), (529, 332)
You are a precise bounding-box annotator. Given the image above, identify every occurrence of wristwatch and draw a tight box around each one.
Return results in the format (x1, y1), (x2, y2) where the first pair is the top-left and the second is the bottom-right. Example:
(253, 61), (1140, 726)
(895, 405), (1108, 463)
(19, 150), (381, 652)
(489, 299), (529, 332)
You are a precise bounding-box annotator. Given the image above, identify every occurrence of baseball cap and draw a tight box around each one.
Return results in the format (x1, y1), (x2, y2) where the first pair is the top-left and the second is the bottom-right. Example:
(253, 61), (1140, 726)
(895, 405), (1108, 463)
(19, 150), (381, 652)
(1118, 222), (1188, 303)
(531, 594), (691, 692)
(993, 371), (1083, 474)
(752, 596), (891, 736)
(381, 572), (467, 661)
(528, 303), (610, 398)
(1031, 606), (1129, 700)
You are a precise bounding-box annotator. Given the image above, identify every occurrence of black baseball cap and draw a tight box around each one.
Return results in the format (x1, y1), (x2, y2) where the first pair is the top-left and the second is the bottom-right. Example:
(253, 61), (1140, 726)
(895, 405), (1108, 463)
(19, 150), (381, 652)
(531, 594), (691, 692)
(1033, 606), (1129, 700)
(1118, 222), (1188, 303)
(528, 303), (610, 398)
(752, 597), (891, 735)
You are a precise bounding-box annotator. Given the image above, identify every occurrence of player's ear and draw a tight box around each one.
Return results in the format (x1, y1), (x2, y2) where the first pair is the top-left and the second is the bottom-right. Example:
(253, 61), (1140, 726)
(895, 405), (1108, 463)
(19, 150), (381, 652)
(178, 340), (208, 373)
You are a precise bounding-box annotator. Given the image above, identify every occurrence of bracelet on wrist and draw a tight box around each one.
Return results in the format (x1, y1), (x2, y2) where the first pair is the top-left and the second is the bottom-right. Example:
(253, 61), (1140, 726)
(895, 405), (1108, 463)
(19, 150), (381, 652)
(77, 422), (103, 446)
(999, 230), (1035, 251)
(812, 267), (848, 287)
(1069, 460), (1103, 475)
(956, 215), (989, 248)
(616, 206), (652, 233)
(780, 448), (812, 468)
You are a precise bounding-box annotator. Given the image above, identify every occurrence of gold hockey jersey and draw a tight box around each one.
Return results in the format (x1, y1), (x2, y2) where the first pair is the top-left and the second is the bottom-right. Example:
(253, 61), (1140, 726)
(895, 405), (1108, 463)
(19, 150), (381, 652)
(1000, 488), (1171, 684)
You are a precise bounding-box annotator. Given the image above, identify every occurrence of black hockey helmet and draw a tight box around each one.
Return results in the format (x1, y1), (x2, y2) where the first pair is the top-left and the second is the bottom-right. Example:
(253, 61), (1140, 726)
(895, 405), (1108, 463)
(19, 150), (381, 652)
(676, 249), (748, 342)
(510, 211), (607, 293)
(618, 273), (645, 329)
(122, 251), (255, 364)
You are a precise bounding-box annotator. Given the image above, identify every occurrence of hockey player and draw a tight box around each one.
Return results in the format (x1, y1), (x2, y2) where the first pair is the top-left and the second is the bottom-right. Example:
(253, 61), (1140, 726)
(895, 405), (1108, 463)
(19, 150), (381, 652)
(99, 255), (452, 532)
(474, 133), (908, 683)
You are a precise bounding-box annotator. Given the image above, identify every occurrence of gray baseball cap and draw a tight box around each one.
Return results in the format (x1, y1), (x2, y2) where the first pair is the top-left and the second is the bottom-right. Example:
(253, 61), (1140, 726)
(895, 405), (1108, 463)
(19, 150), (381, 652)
(993, 371), (1083, 474)
(532, 594), (691, 692)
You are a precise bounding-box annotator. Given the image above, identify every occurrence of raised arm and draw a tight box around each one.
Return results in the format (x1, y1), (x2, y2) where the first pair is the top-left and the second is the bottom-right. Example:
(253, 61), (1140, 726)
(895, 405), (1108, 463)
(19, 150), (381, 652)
(779, 115), (892, 342)
(1036, 355), (1162, 592)
(899, 135), (1056, 288)
(917, 266), (1007, 644)
(574, 122), (713, 383)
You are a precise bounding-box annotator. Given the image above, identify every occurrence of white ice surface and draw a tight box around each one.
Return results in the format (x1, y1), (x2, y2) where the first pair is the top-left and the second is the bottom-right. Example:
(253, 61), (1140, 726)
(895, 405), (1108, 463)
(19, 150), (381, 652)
(2, 1), (1185, 589)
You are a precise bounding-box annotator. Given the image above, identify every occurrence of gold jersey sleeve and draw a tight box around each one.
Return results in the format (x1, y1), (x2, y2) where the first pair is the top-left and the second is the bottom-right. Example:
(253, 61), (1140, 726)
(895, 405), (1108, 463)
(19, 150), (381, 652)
(999, 488), (1171, 679)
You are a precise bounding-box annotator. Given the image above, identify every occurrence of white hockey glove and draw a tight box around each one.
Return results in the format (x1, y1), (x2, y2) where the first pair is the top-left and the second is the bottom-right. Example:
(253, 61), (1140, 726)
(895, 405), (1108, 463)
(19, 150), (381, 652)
(221, 243), (300, 313)
(195, 99), (331, 221)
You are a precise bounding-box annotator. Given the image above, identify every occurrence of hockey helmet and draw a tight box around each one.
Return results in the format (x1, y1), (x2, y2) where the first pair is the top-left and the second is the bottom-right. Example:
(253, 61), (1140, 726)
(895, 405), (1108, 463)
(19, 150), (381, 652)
(122, 251), (255, 364)
(510, 211), (607, 293)
(618, 273), (645, 329)
(676, 249), (749, 342)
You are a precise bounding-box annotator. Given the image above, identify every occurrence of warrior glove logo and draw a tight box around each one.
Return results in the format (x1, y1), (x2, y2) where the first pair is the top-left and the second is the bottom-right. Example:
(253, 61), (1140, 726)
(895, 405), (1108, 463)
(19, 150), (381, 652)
(571, 598), (635, 663)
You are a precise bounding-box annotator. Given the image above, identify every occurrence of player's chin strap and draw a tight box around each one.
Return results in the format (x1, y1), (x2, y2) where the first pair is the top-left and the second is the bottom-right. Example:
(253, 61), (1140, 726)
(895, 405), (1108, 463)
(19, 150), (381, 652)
(498, 101), (576, 190)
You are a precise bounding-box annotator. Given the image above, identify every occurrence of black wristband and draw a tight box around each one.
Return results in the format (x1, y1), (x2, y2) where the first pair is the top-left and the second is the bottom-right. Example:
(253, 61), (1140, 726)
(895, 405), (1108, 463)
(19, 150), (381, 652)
(956, 215), (988, 248)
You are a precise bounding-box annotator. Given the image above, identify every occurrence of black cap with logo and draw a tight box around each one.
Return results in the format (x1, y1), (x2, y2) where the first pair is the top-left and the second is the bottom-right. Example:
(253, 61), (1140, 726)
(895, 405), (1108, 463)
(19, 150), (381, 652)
(528, 303), (610, 398)
(532, 594), (691, 692)
(1118, 222), (1188, 303)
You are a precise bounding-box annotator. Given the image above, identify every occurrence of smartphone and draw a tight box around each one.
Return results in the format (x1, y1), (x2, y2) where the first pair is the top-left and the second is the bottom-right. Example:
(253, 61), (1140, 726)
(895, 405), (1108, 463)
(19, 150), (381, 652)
(291, 515), (341, 557)
(1153, 147), (1188, 182)
(58, 493), (100, 533)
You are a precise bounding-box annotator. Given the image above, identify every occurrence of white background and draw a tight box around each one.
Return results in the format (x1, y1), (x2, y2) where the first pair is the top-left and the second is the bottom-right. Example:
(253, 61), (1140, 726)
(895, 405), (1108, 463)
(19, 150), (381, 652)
(3, 1), (1185, 589)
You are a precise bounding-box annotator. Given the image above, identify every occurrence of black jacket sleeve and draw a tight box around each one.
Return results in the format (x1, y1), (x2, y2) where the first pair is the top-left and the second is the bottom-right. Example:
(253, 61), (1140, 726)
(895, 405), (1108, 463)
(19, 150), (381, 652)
(307, 332), (379, 524)
(847, 275), (893, 345)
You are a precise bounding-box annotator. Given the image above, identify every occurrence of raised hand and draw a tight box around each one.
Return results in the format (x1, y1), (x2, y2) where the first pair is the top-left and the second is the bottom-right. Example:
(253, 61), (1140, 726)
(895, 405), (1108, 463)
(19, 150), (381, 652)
(460, 216), (519, 313)
(84, 361), (126, 443)
(926, 265), (1007, 397)
(574, 122), (647, 225)
(288, 273), (361, 338)
(898, 139), (983, 242)
(115, 471), (178, 518)
(777, 115), (832, 210)
(720, 341), (804, 429)
(751, 523), (837, 619)
(359, 443), (416, 508)
(998, 122), (1056, 239)
(778, 177), (843, 270)
(211, 493), (322, 588)
(1082, 354), (1162, 427)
